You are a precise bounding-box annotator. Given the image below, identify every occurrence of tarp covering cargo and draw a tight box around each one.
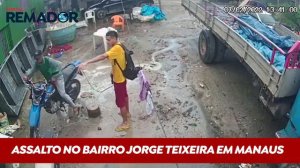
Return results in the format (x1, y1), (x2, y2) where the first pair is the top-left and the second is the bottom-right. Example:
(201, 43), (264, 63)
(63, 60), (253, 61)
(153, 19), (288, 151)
(235, 15), (295, 73)
(141, 5), (166, 21)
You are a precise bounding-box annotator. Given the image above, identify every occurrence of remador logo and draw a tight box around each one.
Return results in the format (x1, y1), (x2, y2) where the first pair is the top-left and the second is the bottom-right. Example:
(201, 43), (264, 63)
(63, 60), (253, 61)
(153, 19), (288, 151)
(6, 12), (78, 23)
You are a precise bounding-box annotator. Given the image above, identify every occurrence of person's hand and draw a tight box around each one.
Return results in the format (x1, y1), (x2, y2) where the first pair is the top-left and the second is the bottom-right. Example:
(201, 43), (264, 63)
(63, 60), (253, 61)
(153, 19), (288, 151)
(22, 75), (29, 81)
(78, 63), (87, 74)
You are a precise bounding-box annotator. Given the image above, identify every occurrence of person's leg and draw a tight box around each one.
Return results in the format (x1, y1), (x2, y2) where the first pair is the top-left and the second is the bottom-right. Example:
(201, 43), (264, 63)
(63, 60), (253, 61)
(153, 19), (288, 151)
(125, 96), (131, 120)
(118, 94), (130, 119)
(54, 75), (76, 107)
(114, 81), (130, 131)
(120, 106), (129, 125)
(122, 81), (130, 119)
(117, 97), (129, 111)
(125, 96), (129, 113)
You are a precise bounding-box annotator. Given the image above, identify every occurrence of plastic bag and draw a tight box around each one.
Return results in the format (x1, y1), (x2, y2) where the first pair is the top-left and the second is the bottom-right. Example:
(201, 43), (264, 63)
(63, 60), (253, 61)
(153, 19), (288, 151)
(146, 91), (154, 115)
(137, 14), (155, 22)
(141, 5), (166, 21)
(0, 112), (21, 136)
(132, 7), (142, 18)
(0, 112), (9, 128)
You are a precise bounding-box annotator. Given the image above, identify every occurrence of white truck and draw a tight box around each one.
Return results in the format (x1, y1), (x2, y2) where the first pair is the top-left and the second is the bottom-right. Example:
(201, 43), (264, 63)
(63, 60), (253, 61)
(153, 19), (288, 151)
(182, 0), (300, 118)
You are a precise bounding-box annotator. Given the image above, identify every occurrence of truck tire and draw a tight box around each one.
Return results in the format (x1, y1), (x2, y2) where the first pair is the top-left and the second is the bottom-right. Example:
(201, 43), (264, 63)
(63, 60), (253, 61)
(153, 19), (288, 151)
(198, 30), (216, 64)
(214, 38), (226, 63)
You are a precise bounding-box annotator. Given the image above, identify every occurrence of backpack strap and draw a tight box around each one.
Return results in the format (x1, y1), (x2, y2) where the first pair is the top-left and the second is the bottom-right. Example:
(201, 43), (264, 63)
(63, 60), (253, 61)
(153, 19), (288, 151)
(114, 59), (123, 72)
(117, 43), (126, 51)
(113, 43), (125, 72)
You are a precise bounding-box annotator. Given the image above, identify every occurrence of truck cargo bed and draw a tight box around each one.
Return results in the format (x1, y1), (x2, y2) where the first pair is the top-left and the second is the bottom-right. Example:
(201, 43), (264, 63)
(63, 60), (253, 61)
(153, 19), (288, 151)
(182, 0), (300, 99)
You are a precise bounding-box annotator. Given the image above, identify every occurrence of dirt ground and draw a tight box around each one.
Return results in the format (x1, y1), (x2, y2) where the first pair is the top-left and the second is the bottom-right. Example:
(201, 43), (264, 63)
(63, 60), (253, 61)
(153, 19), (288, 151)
(11, 0), (292, 167)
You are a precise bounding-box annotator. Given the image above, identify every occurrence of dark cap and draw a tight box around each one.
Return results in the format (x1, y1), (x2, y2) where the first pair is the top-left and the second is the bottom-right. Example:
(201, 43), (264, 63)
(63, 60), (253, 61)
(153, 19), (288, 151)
(34, 50), (42, 58)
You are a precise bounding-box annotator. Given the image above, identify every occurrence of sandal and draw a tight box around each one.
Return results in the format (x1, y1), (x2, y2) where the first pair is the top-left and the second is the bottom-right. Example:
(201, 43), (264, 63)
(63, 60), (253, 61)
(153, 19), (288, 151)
(115, 124), (130, 132)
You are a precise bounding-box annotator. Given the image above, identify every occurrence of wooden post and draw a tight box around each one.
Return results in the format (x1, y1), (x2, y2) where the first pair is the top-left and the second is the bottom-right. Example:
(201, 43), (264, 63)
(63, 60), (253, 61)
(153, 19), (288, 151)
(80, 92), (101, 118)
(87, 104), (101, 118)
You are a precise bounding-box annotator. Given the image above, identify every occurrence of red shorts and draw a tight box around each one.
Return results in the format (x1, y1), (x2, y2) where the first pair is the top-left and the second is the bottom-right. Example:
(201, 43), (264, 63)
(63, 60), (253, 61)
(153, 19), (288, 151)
(113, 80), (128, 108)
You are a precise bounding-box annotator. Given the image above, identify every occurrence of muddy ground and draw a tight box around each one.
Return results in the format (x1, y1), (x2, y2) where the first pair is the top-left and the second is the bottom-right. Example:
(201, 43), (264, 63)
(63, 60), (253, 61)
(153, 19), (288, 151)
(11, 0), (291, 167)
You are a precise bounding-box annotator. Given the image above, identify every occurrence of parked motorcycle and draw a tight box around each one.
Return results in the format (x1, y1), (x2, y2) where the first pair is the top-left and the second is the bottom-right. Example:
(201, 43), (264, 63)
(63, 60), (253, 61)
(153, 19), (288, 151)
(23, 60), (81, 138)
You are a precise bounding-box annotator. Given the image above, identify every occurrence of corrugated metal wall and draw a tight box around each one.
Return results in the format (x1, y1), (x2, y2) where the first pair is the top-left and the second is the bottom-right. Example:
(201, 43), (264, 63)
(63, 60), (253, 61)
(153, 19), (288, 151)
(0, 28), (46, 116)
(0, 0), (46, 116)
(0, 0), (44, 64)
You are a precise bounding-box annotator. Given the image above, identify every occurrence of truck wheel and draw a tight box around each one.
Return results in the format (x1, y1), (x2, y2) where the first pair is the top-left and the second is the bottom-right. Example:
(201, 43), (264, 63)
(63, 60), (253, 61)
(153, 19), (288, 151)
(198, 30), (216, 64)
(214, 38), (226, 63)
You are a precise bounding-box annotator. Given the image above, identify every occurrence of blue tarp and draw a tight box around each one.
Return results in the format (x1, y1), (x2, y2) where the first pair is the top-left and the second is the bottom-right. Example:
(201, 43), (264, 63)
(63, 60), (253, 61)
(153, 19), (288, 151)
(236, 15), (295, 73)
(141, 5), (166, 21)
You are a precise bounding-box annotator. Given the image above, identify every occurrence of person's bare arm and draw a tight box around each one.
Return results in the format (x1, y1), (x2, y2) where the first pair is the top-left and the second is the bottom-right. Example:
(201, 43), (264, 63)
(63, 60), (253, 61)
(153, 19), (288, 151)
(85, 53), (108, 64)
(78, 53), (108, 71)
(23, 63), (37, 80)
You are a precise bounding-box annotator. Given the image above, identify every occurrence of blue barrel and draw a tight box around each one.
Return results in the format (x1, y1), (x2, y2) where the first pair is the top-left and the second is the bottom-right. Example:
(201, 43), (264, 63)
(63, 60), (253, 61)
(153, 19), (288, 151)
(72, 60), (81, 66)
(282, 120), (298, 138)
(289, 88), (300, 136)
(277, 88), (300, 138)
(47, 23), (77, 45)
